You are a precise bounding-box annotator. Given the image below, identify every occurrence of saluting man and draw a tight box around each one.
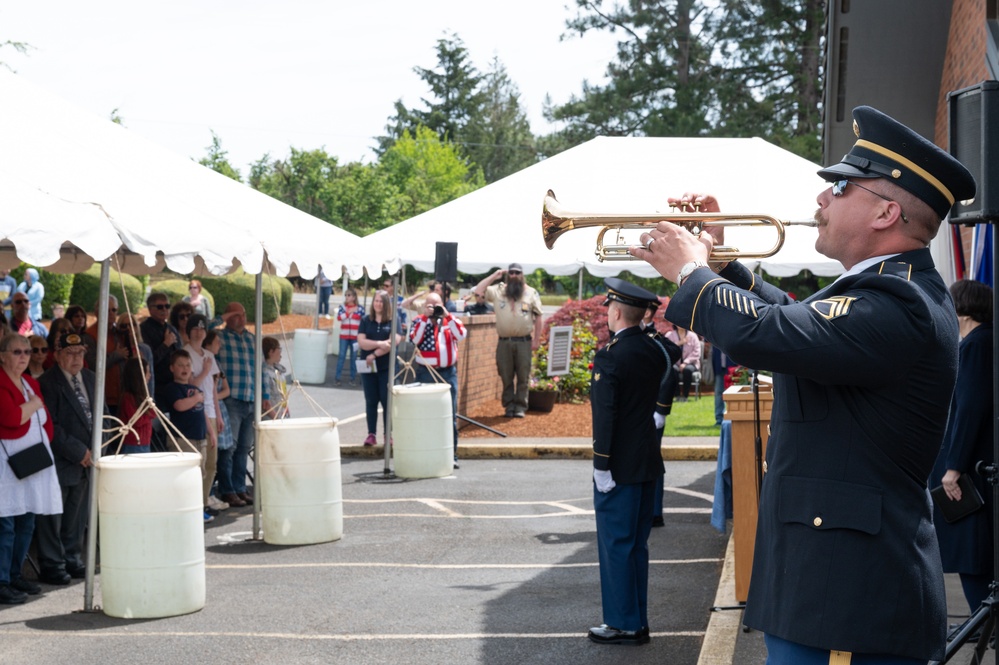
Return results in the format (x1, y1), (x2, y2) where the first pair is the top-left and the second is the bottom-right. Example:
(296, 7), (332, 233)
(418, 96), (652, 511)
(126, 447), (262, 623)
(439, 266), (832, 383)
(588, 277), (669, 646)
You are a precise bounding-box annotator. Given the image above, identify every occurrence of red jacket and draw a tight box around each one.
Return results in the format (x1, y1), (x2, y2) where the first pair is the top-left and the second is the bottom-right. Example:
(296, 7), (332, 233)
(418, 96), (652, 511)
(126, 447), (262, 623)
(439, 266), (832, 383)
(0, 370), (55, 442)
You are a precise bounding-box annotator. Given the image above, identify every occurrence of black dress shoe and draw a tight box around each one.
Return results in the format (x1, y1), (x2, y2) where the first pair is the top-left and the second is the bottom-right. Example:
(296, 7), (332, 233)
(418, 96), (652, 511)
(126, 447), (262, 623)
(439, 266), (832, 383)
(0, 584), (27, 604)
(587, 624), (651, 645)
(651, 515), (665, 527)
(10, 577), (41, 595)
(67, 567), (86, 579)
(39, 570), (71, 586)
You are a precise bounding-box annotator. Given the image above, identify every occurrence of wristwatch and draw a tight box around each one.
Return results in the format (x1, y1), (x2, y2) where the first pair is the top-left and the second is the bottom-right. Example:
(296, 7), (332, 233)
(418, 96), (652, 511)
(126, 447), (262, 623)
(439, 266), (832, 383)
(677, 261), (709, 286)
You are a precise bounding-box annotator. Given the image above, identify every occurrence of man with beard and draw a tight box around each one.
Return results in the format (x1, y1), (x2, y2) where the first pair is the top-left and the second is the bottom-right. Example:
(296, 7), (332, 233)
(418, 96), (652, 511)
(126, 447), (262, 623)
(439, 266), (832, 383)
(473, 263), (543, 418)
(632, 106), (976, 663)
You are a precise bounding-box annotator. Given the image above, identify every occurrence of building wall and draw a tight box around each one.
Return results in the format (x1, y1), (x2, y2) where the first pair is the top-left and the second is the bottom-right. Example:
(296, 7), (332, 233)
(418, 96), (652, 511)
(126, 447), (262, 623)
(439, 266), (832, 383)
(455, 313), (502, 426)
(937, 0), (991, 270)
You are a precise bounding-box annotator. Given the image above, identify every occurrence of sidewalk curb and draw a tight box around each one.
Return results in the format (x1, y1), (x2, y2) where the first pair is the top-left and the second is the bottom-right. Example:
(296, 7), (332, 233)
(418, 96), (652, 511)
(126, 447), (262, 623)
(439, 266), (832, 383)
(697, 532), (739, 665)
(339, 443), (718, 462)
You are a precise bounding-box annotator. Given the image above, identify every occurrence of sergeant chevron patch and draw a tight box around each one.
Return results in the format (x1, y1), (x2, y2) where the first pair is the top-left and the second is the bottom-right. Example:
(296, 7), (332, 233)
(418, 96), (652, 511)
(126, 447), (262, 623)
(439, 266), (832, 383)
(810, 296), (858, 320)
(715, 285), (759, 318)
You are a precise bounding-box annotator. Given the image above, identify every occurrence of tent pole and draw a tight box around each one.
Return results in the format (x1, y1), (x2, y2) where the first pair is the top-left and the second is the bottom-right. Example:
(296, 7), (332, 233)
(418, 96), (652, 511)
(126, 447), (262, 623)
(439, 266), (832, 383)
(385, 273), (398, 475)
(577, 268), (583, 301)
(313, 268), (321, 330)
(252, 271), (263, 541)
(83, 258), (110, 611)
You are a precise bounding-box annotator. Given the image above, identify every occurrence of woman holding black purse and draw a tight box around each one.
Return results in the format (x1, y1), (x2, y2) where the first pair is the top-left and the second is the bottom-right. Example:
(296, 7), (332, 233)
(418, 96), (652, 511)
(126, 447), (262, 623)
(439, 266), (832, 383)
(930, 279), (995, 613)
(0, 333), (61, 604)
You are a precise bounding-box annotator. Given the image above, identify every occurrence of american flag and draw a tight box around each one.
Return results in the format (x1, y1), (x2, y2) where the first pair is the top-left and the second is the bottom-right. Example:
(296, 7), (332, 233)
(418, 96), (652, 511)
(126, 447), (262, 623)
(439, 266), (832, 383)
(409, 314), (467, 367)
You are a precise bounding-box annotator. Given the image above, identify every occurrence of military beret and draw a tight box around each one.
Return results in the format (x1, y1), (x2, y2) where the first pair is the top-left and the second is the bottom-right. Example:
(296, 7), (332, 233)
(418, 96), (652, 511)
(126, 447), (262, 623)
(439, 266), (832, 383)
(817, 105), (976, 219)
(603, 277), (660, 309)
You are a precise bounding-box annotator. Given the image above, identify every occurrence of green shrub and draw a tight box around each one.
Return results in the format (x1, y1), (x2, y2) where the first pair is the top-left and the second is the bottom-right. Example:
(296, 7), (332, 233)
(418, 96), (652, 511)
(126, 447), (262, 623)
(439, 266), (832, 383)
(9, 265), (74, 319)
(68, 264), (145, 317)
(154, 279), (215, 317)
(532, 319), (598, 404)
(197, 269), (283, 323)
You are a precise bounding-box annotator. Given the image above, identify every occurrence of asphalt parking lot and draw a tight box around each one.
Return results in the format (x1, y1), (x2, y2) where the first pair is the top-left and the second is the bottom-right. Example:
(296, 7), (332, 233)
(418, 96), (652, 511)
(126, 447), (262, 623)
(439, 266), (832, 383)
(0, 458), (727, 665)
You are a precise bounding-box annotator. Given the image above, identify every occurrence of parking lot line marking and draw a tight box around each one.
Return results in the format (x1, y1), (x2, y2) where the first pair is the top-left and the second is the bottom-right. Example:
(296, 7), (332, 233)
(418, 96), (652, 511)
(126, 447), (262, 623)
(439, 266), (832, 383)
(0, 629), (706, 641)
(340, 508), (711, 519)
(416, 498), (463, 516)
(206, 559), (722, 570)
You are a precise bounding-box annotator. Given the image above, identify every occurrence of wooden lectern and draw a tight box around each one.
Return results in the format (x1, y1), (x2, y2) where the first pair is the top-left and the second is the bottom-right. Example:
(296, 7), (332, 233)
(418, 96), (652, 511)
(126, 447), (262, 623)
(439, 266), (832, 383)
(723, 382), (773, 602)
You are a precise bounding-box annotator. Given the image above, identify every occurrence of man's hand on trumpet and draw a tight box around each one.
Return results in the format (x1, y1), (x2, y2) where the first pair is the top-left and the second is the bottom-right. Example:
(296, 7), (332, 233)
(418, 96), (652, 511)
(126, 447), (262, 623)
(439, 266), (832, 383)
(630, 193), (726, 285)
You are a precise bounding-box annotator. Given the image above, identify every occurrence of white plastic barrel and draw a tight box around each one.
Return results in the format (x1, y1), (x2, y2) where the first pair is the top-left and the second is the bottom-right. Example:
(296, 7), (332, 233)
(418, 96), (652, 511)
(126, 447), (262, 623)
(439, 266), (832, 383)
(392, 383), (454, 479)
(96, 452), (205, 619)
(257, 416), (342, 545)
(292, 329), (329, 384)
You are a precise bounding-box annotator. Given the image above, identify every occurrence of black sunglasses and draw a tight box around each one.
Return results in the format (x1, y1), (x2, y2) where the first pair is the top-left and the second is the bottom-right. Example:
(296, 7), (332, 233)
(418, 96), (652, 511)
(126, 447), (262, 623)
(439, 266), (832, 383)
(153, 303), (170, 310)
(507, 270), (522, 276)
(831, 179), (909, 224)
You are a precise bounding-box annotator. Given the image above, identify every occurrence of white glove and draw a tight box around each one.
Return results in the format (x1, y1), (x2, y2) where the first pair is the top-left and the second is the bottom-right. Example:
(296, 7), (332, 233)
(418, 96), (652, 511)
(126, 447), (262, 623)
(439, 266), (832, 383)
(593, 469), (616, 493)
(653, 412), (665, 430)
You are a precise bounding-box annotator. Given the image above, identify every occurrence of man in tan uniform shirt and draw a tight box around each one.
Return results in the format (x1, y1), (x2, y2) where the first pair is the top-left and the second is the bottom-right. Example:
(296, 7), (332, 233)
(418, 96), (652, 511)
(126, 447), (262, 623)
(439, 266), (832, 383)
(474, 263), (544, 418)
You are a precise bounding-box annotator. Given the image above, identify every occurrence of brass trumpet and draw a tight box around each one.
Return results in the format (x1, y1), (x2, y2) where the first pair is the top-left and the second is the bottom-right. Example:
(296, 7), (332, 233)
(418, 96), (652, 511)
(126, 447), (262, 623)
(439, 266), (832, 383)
(542, 189), (818, 262)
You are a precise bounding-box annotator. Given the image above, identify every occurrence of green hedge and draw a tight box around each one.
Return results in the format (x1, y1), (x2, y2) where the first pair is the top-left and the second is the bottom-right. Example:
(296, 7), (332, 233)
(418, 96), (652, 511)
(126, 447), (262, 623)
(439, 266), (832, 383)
(68, 264), (145, 316)
(196, 269), (291, 323)
(10, 265), (74, 319)
(155, 279), (216, 317)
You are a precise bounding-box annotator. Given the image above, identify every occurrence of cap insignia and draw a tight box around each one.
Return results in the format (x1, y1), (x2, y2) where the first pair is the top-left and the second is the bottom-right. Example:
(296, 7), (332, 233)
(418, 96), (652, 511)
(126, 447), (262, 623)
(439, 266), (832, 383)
(853, 119), (860, 137)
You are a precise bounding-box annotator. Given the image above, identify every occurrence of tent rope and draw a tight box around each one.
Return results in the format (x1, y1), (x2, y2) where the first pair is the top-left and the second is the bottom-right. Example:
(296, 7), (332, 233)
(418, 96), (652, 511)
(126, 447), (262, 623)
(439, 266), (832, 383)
(103, 254), (200, 458)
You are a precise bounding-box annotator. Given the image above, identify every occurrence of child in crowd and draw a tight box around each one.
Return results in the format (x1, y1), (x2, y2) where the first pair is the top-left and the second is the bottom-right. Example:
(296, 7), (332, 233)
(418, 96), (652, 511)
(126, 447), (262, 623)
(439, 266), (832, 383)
(335, 288), (364, 386)
(115, 357), (155, 454)
(262, 336), (289, 420)
(205, 331), (238, 507)
(163, 349), (212, 523)
(184, 314), (226, 512)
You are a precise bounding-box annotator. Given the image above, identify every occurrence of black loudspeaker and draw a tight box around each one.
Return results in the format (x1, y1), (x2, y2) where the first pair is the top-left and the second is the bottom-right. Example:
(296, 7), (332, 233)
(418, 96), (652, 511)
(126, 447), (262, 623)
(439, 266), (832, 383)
(948, 80), (999, 224)
(434, 242), (458, 284)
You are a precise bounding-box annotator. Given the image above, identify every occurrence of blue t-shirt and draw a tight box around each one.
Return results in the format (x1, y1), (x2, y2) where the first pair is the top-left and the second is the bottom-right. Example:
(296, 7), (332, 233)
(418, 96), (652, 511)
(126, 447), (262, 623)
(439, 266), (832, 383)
(358, 316), (403, 372)
(163, 381), (206, 439)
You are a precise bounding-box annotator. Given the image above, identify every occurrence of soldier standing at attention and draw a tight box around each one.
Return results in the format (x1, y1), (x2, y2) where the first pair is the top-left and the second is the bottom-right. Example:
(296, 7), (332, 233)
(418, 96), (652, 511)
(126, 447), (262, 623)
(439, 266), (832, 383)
(587, 277), (668, 646)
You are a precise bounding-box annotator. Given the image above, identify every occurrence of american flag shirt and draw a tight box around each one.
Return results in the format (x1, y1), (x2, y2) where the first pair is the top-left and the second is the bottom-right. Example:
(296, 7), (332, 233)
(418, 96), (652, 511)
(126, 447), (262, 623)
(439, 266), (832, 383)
(409, 314), (467, 367)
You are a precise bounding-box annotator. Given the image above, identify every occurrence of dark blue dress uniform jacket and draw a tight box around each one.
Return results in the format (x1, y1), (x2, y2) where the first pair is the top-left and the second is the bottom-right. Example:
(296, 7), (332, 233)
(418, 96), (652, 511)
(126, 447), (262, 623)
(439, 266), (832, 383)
(591, 326), (669, 485)
(665, 248), (957, 661)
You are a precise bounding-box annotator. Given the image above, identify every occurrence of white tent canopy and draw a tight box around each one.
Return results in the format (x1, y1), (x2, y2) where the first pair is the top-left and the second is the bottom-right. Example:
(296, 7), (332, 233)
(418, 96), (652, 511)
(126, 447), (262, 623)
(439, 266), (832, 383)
(0, 69), (387, 279)
(361, 136), (844, 279)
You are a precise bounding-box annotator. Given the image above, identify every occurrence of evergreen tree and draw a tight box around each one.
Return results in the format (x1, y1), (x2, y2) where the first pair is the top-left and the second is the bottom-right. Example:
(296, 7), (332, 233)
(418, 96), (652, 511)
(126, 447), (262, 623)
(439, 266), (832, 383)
(543, 0), (825, 161)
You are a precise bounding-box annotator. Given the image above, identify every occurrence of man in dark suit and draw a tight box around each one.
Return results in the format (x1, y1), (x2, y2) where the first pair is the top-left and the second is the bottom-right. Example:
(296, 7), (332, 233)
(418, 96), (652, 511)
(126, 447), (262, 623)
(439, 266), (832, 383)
(634, 106), (977, 663)
(36, 332), (101, 584)
(588, 277), (669, 646)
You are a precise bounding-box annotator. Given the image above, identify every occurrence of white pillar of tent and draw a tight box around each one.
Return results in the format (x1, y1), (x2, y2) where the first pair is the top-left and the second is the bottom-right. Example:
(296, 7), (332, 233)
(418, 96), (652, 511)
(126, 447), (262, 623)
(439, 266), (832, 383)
(577, 269), (584, 301)
(313, 269), (321, 330)
(83, 258), (111, 611)
(252, 271), (264, 540)
(384, 272), (398, 475)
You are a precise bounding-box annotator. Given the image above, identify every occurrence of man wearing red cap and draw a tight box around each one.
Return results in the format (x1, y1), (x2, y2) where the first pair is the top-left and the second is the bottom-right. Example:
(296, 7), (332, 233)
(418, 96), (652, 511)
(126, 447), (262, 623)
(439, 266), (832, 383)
(634, 106), (977, 663)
